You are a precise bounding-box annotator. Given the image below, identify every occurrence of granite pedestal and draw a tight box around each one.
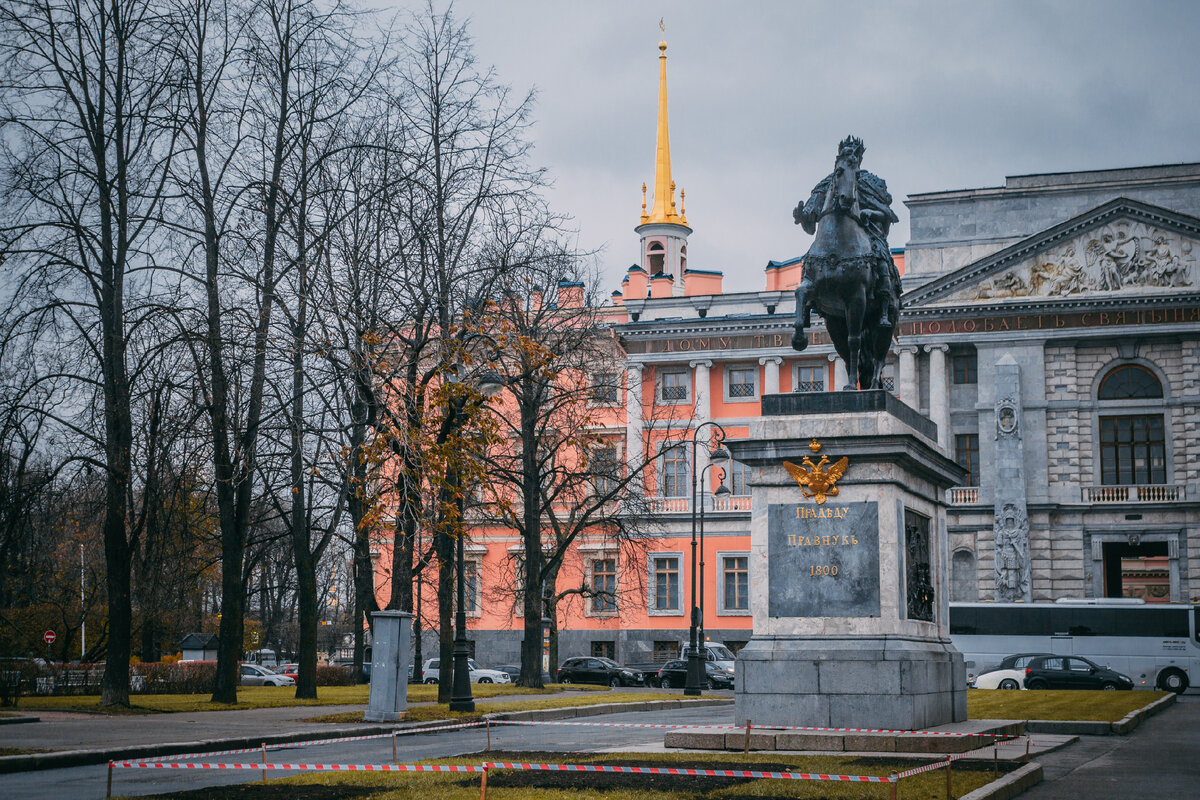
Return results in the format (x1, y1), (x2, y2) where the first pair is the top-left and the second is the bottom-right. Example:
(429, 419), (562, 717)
(729, 391), (968, 730)
(364, 611), (412, 723)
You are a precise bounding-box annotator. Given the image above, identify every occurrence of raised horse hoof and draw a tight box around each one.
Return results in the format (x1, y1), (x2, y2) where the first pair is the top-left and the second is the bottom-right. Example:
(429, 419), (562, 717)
(791, 330), (808, 350)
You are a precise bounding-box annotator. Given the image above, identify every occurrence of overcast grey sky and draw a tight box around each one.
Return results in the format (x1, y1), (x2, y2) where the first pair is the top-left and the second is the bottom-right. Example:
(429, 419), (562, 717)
(389, 1), (1200, 294)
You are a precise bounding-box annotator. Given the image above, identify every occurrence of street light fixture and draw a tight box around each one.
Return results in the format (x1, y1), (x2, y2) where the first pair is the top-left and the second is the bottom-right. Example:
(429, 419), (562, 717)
(699, 464), (731, 657)
(686, 421), (729, 697)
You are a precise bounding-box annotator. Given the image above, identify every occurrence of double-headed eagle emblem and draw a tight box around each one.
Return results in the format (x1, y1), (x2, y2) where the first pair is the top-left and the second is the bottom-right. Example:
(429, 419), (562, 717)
(784, 440), (848, 505)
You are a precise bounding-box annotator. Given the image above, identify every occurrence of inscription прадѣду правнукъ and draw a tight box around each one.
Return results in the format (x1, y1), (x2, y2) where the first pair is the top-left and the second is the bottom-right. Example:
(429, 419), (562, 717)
(767, 501), (880, 618)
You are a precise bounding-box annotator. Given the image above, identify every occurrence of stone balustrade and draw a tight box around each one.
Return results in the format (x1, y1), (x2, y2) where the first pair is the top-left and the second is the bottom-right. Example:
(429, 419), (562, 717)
(1082, 484), (1183, 503)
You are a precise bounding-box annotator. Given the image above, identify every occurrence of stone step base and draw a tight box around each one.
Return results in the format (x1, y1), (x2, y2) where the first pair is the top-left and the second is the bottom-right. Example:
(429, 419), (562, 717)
(665, 719), (1024, 754)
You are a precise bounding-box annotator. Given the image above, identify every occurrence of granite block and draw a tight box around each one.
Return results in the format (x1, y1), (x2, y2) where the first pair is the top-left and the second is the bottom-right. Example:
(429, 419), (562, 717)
(742, 657), (819, 694)
(664, 730), (726, 749)
(724, 731), (778, 751)
(819, 659), (901, 695)
(775, 732), (845, 751)
(843, 733), (896, 752)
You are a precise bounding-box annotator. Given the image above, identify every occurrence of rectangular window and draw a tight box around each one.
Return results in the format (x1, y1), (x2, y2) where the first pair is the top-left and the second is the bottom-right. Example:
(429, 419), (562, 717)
(954, 433), (980, 487)
(660, 370), (689, 402)
(591, 445), (620, 496)
(953, 352), (978, 384)
(728, 459), (751, 495)
(661, 444), (689, 497)
(591, 641), (615, 660)
(881, 359), (897, 394)
(464, 561), (480, 614)
(652, 556), (680, 612)
(795, 364), (825, 393)
(653, 641), (676, 663)
(1099, 414), (1166, 485)
(726, 365), (757, 399)
(591, 558), (617, 612)
(722, 555), (749, 611)
(590, 372), (619, 404)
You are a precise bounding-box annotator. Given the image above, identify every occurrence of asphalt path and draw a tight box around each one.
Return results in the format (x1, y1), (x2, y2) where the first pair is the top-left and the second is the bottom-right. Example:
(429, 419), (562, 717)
(1016, 694), (1200, 799)
(0, 704), (734, 799)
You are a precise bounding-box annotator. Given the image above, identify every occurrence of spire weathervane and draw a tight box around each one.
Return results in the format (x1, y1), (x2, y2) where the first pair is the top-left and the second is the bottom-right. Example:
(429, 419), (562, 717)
(641, 21), (684, 227)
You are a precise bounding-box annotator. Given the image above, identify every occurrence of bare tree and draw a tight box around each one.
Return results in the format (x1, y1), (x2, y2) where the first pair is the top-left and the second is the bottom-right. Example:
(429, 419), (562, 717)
(0, 0), (179, 705)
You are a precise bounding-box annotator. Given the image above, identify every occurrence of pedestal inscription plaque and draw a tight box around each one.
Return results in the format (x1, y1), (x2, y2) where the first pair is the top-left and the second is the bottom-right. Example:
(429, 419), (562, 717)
(768, 502), (879, 618)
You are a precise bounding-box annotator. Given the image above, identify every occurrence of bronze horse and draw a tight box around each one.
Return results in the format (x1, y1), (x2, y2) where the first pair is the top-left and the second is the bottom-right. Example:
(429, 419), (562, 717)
(791, 137), (899, 391)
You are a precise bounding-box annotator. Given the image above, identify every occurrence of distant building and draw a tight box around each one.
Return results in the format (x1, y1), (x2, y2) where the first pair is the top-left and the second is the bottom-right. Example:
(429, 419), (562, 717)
(179, 632), (218, 662)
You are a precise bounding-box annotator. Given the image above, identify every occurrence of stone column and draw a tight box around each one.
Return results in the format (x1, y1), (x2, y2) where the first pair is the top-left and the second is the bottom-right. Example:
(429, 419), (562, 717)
(625, 364), (645, 474)
(759, 356), (783, 395)
(897, 345), (919, 409)
(828, 353), (849, 391)
(992, 355), (1031, 602)
(925, 344), (950, 451)
(691, 360), (713, 497)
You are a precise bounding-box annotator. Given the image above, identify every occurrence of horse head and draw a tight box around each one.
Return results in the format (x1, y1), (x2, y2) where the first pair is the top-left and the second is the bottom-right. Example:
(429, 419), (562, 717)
(822, 135), (864, 220)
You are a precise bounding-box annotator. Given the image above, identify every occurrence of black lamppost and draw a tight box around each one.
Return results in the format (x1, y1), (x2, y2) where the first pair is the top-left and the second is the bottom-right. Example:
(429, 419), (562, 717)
(448, 368), (504, 713)
(698, 461), (731, 657)
(685, 421), (730, 696)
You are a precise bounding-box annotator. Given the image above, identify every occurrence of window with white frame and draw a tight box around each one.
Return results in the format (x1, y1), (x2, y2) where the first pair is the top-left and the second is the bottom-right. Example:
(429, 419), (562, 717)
(719, 553), (750, 613)
(591, 558), (617, 613)
(591, 444), (621, 497)
(725, 364), (757, 401)
(727, 459), (751, 495)
(660, 443), (689, 497)
(649, 554), (682, 613)
(590, 372), (619, 404)
(794, 363), (825, 393)
(659, 369), (690, 402)
(464, 560), (481, 615)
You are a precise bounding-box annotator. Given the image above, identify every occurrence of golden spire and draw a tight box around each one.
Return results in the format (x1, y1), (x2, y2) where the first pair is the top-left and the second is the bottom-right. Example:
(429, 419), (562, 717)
(643, 29), (683, 226)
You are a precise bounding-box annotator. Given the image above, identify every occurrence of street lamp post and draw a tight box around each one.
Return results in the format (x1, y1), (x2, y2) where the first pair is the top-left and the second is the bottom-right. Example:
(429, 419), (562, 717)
(685, 422), (731, 696)
(448, 367), (504, 713)
(698, 461), (731, 658)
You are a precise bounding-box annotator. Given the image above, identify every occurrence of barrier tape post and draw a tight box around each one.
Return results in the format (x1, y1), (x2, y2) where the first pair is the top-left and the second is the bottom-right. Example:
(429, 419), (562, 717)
(1024, 737), (1030, 763)
(993, 742), (998, 777)
(889, 771), (898, 800)
(106, 761), (113, 799)
(478, 763), (489, 800)
(392, 732), (397, 762)
(260, 742), (266, 782)
(944, 756), (952, 800)
(486, 718), (491, 751)
(743, 718), (751, 753)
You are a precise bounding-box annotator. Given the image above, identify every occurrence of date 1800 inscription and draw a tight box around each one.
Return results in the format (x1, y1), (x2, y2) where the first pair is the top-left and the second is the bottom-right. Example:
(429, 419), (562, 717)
(768, 501), (880, 618)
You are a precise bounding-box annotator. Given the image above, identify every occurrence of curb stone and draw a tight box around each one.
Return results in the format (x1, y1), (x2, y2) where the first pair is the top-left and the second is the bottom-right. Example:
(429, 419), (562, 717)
(1111, 691), (1175, 734)
(958, 762), (1042, 800)
(0, 697), (732, 774)
(1025, 692), (1176, 736)
(0, 715), (39, 725)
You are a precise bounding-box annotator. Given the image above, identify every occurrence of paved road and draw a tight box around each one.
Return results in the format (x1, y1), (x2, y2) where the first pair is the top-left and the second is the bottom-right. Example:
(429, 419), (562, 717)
(1018, 695), (1200, 799)
(0, 705), (732, 799)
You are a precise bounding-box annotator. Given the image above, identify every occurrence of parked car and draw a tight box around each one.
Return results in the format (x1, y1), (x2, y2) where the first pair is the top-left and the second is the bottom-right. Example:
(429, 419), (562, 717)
(656, 659), (735, 690)
(273, 663), (298, 679)
(1023, 655), (1134, 690)
(330, 659), (371, 682)
(968, 666), (1025, 690)
(678, 642), (738, 673)
(240, 663), (294, 687)
(625, 663), (663, 687)
(420, 658), (511, 684)
(557, 657), (645, 687)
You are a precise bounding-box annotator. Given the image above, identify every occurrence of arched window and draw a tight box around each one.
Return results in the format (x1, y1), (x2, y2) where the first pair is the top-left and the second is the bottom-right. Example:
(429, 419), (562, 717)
(647, 241), (665, 275)
(1098, 365), (1162, 400)
(1096, 364), (1167, 486)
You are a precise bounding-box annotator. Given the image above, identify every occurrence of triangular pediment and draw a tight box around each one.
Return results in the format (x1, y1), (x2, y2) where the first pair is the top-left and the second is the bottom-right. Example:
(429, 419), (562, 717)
(904, 198), (1200, 307)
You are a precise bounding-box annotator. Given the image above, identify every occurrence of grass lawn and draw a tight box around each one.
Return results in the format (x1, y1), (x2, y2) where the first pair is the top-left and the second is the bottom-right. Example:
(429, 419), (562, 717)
(967, 688), (1170, 722)
(18, 684), (604, 715)
(306, 692), (703, 724)
(122, 750), (1008, 799)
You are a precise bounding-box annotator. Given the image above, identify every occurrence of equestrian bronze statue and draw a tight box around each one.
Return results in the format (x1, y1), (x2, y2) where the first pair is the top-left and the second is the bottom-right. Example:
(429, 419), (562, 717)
(791, 136), (902, 390)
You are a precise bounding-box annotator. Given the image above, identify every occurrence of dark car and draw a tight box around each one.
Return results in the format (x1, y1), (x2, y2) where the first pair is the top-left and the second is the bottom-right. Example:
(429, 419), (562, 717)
(557, 657), (645, 687)
(656, 659), (735, 690)
(1024, 655), (1133, 690)
(625, 663), (663, 688)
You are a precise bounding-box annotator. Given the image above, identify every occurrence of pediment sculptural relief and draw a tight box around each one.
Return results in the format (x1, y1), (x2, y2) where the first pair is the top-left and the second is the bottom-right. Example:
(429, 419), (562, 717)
(949, 220), (1196, 301)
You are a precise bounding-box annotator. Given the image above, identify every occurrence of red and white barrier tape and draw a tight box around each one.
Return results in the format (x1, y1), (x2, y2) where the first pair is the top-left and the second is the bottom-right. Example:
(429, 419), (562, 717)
(112, 761), (485, 773)
(111, 759), (893, 783)
(892, 749), (978, 780)
(492, 718), (1014, 739)
(480, 760), (895, 783)
(136, 720), (489, 763)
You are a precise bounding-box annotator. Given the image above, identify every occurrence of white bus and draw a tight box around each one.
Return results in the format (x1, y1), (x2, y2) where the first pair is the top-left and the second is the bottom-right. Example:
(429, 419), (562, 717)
(949, 601), (1199, 693)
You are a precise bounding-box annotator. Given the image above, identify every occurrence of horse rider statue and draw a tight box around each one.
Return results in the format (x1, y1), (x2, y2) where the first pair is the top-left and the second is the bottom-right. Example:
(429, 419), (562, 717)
(791, 136), (902, 390)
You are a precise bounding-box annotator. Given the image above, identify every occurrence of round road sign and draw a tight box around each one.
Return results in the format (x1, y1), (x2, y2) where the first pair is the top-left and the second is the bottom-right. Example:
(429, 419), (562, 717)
(43, 629), (56, 645)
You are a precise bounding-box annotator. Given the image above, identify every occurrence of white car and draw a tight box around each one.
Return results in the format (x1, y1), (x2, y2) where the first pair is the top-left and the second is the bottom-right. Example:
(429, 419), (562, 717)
(421, 658), (511, 684)
(240, 663), (295, 687)
(969, 666), (1025, 690)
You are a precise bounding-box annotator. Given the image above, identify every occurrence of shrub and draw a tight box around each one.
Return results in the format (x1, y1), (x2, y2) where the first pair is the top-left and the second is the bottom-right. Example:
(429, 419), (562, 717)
(133, 661), (217, 694)
(316, 665), (352, 686)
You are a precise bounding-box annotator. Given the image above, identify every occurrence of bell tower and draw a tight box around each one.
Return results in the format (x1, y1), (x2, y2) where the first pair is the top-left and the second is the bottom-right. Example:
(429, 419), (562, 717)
(635, 32), (692, 297)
